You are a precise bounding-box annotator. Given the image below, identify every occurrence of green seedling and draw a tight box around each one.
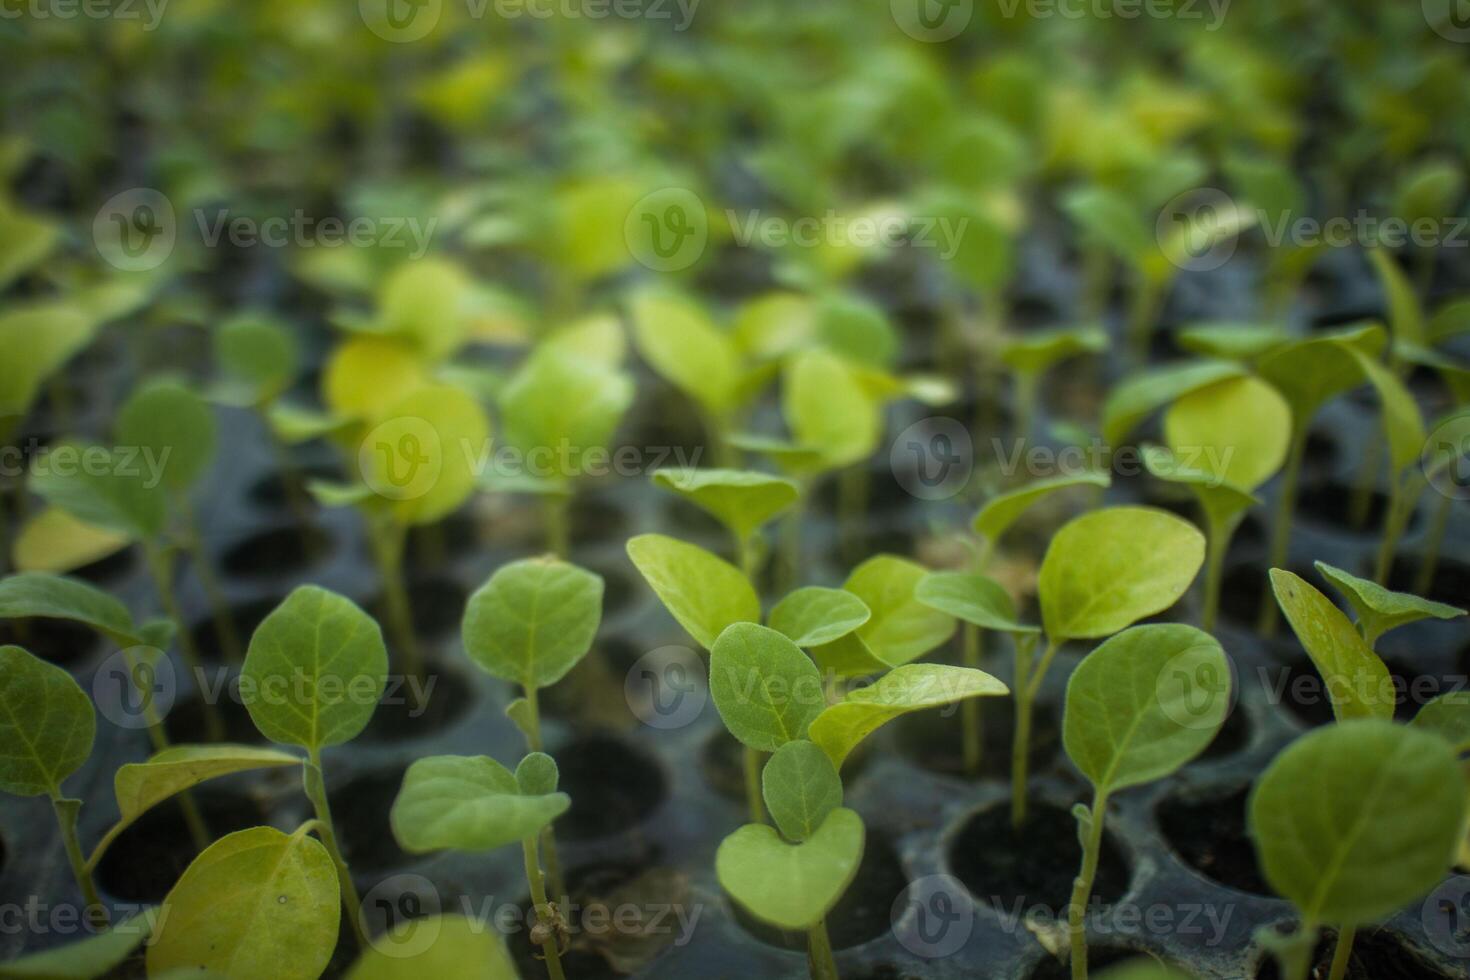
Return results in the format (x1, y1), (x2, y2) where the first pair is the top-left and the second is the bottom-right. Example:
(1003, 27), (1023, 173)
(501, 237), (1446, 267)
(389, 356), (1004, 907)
(999, 325), (1107, 440)
(462, 556), (603, 899)
(1015, 506), (1206, 827)
(1142, 374), (1292, 629)
(1344, 347), (1426, 583)
(1248, 720), (1467, 980)
(390, 753), (572, 980)
(240, 585), (389, 951)
(1223, 154), (1322, 315)
(1062, 624), (1230, 979)
(1313, 561), (1466, 649)
(650, 467), (799, 580)
(344, 913), (519, 980)
(971, 472), (1113, 565)
(1174, 322), (1292, 362)
(1391, 160), (1464, 293)
(0, 908), (156, 978)
(803, 556), (956, 681)
(1100, 361), (1246, 452)
(1270, 569), (1394, 722)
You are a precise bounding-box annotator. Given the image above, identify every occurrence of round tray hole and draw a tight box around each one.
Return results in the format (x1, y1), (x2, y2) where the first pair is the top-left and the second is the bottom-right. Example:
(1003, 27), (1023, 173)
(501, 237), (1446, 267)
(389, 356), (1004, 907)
(188, 596), (286, 663)
(246, 463), (340, 514)
(221, 525), (332, 579)
(1029, 946), (1141, 980)
(554, 735), (666, 841)
(332, 766), (410, 871)
(1297, 482), (1399, 536)
(569, 494), (632, 548)
(1157, 784), (1269, 896)
(1254, 926), (1459, 980)
(892, 699), (1059, 780)
(0, 618), (101, 668)
(369, 576), (466, 643)
(360, 657), (476, 742)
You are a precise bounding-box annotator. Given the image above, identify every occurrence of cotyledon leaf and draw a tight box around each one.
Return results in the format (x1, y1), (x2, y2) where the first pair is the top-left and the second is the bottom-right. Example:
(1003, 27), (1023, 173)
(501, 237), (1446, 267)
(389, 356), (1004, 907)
(843, 556), (956, 668)
(768, 587), (871, 648)
(344, 914), (519, 980)
(0, 910), (157, 979)
(1413, 691), (1470, 754)
(627, 534), (759, 650)
(650, 468), (799, 542)
(1270, 570), (1393, 722)
(716, 807), (865, 931)
(972, 471), (1111, 545)
(389, 754), (569, 854)
(915, 572), (1038, 634)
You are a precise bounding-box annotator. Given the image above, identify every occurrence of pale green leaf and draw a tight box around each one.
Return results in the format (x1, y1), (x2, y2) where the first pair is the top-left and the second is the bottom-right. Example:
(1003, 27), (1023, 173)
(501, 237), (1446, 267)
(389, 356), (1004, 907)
(972, 472), (1112, 544)
(29, 441), (166, 542)
(716, 808), (865, 931)
(1412, 692), (1470, 754)
(1314, 561), (1465, 648)
(844, 556), (956, 668)
(626, 534), (759, 650)
(1367, 249), (1425, 347)
(499, 347), (633, 477)
(0, 572), (151, 647)
(651, 469), (799, 541)
(1175, 322), (1291, 361)
(768, 587), (871, 648)
(12, 509), (130, 575)
(215, 314), (298, 405)
(628, 289), (742, 416)
(1269, 570), (1393, 722)
(1163, 375), (1291, 492)
(784, 349), (880, 471)
(0, 911), (155, 979)
(1101, 361), (1245, 448)
(1348, 349), (1425, 475)
(116, 380), (217, 493)
(761, 740), (843, 843)
(915, 572), (1038, 634)
(0, 304), (96, 423)
(345, 914), (519, 980)
(709, 623), (825, 752)
(390, 755), (569, 853)
(1000, 325), (1107, 376)
(361, 384), (491, 527)
(1255, 324), (1385, 424)
(0, 645), (95, 797)
(462, 557), (603, 691)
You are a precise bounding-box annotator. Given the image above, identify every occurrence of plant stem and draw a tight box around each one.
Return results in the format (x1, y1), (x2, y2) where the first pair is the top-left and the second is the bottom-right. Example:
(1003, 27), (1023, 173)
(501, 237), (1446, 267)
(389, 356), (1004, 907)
(143, 538), (223, 741)
(522, 835), (568, 980)
(116, 645), (210, 850)
(181, 498), (241, 662)
(777, 489), (807, 595)
(1125, 276), (1165, 366)
(305, 750), (368, 950)
(806, 917), (839, 980)
(1415, 492), (1451, 596)
(517, 686), (567, 904)
(961, 623), (984, 775)
(734, 529), (759, 589)
(838, 465), (869, 564)
(51, 793), (106, 927)
(1327, 925), (1356, 980)
(1374, 480), (1412, 585)
(1068, 790), (1111, 980)
(543, 493), (571, 558)
(1010, 634), (1041, 830)
(1260, 426), (1309, 636)
(1201, 516), (1230, 633)
(367, 515), (423, 687)
(1348, 438), (1382, 530)
(0, 482), (12, 577)
(1013, 370), (1041, 444)
(744, 744), (766, 824)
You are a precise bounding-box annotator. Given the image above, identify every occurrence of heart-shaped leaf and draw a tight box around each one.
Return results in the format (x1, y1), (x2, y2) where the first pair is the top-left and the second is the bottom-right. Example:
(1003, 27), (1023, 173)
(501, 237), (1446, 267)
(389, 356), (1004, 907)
(1039, 507), (1205, 642)
(709, 623), (826, 752)
(147, 827), (339, 980)
(1064, 625), (1230, 793)
(241, 587), (389, 750)
(1163, 375), (1291, 492)
(0, 910), (156, 979)
(462, 557), (604, 690)
(809, 664), (1008, 769)
(390, 755), (570, 854)
(1414, 692), (1470, 754)
(345, 914), (519, 980)
(651, 468), (799, 542)
(843, 556), (956, 668)
(762, 740), (842, 843)
(1249, 720), (1466, 927)
(769, 587), (871, 648)
(716, 807), (865, 931)
(627, 534), (759, 649)
(972, 472), (1111, 545)
(0, 645), (94, 797)
(29, 441), (166, 542)
(374, 258), (473, 361)
(1314, 561), (1465, 647)
(1270, 570), (1392, 722)
(115, 380), (217, 493)
(915, 572), (1038, 634)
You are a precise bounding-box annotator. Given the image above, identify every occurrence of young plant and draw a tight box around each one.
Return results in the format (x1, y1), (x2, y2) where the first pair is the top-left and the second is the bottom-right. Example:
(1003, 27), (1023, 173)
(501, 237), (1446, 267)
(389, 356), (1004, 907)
(1062, 624), (1231, 979)
(1015, 506), (1206, 827)
(1345, 347), (1426, 583)
(650, 468), (799, 581)
(1269, 569), (1395, 722)
(999, 324), (1107, 441)
(1248, 720), (1467, 980)
(1312, 561), (1466, 650)
(390, 752), (572, 980)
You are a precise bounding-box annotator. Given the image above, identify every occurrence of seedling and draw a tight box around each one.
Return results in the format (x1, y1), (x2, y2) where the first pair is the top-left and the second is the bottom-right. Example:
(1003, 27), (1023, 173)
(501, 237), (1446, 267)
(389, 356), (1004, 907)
(1270, 570), (1394, 722)
(999, 324), (1107, 440)
(1418, 409), (1470, 594)
(240, 585), (390, 951)
(650, 467), (799, 580)
(1248, 720), (1467, 980)
(1344, 346), (1427, 583)
(462, 555), (603, 899)
(1062, 624), (1231, 979)
(1312, 561), (1466, 649)
(390, 752), (572, 980)
(1223, 153), (1322, 315)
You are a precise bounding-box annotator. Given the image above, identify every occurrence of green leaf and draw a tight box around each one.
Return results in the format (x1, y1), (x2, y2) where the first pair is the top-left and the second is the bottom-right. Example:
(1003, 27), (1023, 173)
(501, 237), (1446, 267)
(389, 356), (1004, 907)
(716, 807), (865, 931)
(461, 557), (604, 690)
(1413, 692), (1470, 754)
(1393, 161), (1464, 241)
(1039, 507), (1205, 642)
(768, 587), (871, 648)
(809, 664), (1008, 769)
(1249, 720), (1467, 927)
(0, 645), (94, 797)
(0, 911), (155, 979)
(1367, 249), (1426, 347)
(115, 380), (217, 493)
(390, 755), (570, 853)
(761, 740), (843, 843)
(784, 349), (880, 470)
(374, 258), (472, 361)
(972, 472), (1112, 545)
(626, 534), (759, 650)
(1062, 186), (1153, 270)
(499, 347), (634, 479)
(1314, 561), (1465, 648)
(215, 314), (298, 405)
(0, 200), (60, 291)
(0, 572), (151, 647)
(1175, 322), (1291, 361)
(1347, 349), (1426, 476)
(1096, 962), (1198, 980)
(651, 469), (799, 542)
(362, 384), (491, 527)
(843, 556), (956, 668)
(147, 827), (339, 980)
(322, 337), (431, 424)
(815, 293), (898, 369)
(1255, 324), (1385, 424)
(345, 914), (519, 980)
(1269, 570), (1392, 722)
(1141, 447), (1258, 531)
(0, 303), (96, 429)
(1000, 324), (1107, 376)
(241, 586), (389, 750)
(728, 433), (829, 478)
(29, 441), (166, 542)
(709, 623), (826, 752)
(1163, 375), (1291, 492)
(1101, 361), (1245, 447)
(514, 751), (560, 796)
(1429, 298), (1470, 345)
(915, 572), (1038, 634)
(1064, 625), (1230, 793)
(628, 288), (742, 417)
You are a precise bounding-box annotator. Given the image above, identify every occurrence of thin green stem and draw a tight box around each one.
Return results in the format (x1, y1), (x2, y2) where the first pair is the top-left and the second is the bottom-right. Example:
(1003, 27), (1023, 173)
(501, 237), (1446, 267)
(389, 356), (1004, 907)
(522, 836), (568, 980)
(182, 497), (241, 662)
(1261, 426), (1309, 636)
(777, 489), (808, 595)
(1068, 789), (1111, 980)
(744, 744), (766, 824)
(305, 749), (368, 950)
(1200, 514), (1232, 633)
(961, 623), (984, 775)
(51, 793), (106, 927)
(115, 646), (209, 851)
(1415, 492), (1451, 596)
(1125, 276), (1165, 365)
(517, 686), (566, 903)
(1013, 371), (1041, 444)
(1374, 481), (1412, 585)
(1010, 634), (1041, 830)
(543, 493), (571, 559)
(1348, 438), (1382, 531)
(1327, 925), (1355, 980)
(143, 539), (222, 741)
(368, 515), (423, 686)
(0, 482), (12, 577)
(838, 465), (869, 564)
(807, 917), (839, 980)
